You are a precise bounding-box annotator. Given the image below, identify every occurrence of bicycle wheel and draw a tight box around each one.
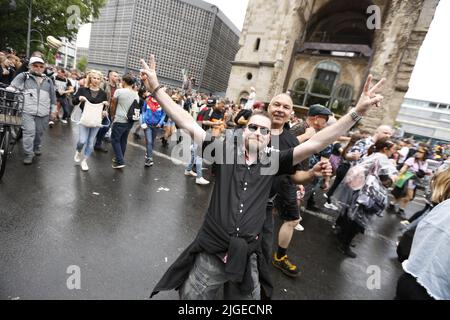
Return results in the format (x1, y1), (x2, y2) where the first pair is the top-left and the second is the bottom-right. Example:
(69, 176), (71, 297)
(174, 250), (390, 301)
(0, 128), (10, 180)
(8, 127), (22, 154)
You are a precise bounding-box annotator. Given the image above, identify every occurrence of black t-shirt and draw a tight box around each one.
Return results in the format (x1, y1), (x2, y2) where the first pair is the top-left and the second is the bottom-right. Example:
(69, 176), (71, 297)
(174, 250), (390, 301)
(234, 109), (253, 128)
(200, 108), (224, 131)
(72, 87), (108, 111)
(269, 129), (302, 198)
(204, 109), (224, 122)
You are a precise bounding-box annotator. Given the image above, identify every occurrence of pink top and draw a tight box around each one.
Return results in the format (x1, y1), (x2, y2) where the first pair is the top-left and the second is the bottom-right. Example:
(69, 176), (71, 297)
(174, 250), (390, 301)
(404, 157), (428, 173)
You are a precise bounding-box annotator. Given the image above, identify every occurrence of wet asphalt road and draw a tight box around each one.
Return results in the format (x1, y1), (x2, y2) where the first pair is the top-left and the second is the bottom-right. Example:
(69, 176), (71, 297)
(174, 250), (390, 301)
(0, 123), (425, 300)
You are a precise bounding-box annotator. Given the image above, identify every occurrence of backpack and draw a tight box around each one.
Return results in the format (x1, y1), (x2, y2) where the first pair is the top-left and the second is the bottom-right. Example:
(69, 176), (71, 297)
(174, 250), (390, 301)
(127, 99), (141, 122)
(355, 161), (388, 216)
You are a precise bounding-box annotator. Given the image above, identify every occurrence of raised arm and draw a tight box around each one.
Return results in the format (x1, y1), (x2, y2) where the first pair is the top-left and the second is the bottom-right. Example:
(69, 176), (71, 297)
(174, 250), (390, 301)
(293, 75), (385, 165)
(140, 56), (206, 145)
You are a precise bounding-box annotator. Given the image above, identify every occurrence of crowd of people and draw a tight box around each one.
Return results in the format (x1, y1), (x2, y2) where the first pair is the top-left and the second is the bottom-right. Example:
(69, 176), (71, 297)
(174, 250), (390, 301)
(1, 49), (450, 300)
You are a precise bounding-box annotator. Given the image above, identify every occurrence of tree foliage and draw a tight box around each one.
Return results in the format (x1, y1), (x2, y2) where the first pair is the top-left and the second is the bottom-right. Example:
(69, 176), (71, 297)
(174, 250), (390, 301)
(0, 0), (106, 54)
(77, 56), (87, 72)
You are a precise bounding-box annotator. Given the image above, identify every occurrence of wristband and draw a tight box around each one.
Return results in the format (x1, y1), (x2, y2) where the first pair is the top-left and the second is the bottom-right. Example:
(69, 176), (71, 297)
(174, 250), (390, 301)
(151, 85), (164, 97)
(350, 108), (363, 122)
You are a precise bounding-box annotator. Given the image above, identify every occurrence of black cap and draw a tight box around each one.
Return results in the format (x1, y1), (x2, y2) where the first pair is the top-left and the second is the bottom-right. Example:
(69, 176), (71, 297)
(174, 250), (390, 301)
(308, 104), (333, 117)
(207, 98), (217, 106)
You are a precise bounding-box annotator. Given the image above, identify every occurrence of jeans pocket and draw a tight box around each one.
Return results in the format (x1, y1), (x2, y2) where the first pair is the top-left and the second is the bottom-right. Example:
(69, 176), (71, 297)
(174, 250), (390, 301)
(189, 263), (210, 295)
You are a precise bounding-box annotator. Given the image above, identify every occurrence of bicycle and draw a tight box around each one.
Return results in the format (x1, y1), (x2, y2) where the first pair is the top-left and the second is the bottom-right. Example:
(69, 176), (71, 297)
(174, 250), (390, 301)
(0, 85), (25, 180)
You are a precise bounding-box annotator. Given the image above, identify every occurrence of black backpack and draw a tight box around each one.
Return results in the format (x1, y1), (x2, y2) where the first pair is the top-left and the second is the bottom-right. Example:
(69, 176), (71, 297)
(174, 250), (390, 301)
(127, 99), (141, 122)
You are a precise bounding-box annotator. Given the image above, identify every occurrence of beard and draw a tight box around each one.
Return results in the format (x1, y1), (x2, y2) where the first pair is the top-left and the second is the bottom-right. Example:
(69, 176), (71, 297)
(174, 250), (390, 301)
(30, 71), (43, 77)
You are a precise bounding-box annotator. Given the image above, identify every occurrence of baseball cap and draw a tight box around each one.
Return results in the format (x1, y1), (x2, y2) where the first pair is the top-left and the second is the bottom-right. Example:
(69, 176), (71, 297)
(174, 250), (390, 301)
(308, 104), (333, 117)
(207, 98), (217, 106)
(29, 57), (45, 65)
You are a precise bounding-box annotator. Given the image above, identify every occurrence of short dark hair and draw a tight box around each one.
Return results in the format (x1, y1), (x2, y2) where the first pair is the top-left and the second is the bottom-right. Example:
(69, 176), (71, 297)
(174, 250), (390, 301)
(122, 75), (134, 86)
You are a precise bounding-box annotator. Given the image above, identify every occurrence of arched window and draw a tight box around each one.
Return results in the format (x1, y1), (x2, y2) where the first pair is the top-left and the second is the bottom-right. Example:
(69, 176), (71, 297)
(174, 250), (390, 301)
(305, 61), (340, 108)
(310, 61), (340, 96)
(291, 78), (308, 105)
(330, 84), (354, 115)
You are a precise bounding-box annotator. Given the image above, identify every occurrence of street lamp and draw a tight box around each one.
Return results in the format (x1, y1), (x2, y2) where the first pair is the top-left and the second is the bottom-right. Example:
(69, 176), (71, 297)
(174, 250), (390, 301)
(26, 0), (32, 57)
(8, 0), (33, 57)
(30, 29), (44, 46)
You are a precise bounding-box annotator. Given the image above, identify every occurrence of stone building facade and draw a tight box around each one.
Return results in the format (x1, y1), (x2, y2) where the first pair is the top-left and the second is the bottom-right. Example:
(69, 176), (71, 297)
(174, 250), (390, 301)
(226, 0), (438, 130)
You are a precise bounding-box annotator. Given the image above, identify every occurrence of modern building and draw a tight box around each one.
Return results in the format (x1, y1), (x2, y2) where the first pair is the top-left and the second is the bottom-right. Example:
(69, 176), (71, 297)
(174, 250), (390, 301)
(87, 0), (240, 95)
(396, 97), (450, 143)
(226, 0), (439, 130)
(55, 38), (77, 70)
(77, 47), (89, 61)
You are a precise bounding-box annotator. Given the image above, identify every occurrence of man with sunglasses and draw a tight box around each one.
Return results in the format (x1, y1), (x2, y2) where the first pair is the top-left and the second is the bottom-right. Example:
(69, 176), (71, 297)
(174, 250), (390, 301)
(10, 57), (57, 165)
(140, 55), (385, 300)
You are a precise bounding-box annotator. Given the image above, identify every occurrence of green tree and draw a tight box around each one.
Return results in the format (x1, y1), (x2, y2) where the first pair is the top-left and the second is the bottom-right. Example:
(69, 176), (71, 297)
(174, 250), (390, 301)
(77, 56), (87, 72)
(0, 0), (106, 55)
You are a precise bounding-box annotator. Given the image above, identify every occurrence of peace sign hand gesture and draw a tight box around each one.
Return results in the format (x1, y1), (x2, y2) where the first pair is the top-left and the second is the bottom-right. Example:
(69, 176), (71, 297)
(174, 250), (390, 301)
(354, 75), (386, 116)
(140, 55), (160, 93)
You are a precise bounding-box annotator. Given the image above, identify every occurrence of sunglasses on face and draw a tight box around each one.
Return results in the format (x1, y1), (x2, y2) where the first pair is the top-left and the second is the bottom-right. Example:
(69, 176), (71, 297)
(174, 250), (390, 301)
(247, 124), (271, 136)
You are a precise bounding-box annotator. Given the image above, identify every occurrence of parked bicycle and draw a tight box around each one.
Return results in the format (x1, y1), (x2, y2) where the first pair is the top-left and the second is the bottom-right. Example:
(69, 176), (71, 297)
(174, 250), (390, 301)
(0, 84), (25, 180)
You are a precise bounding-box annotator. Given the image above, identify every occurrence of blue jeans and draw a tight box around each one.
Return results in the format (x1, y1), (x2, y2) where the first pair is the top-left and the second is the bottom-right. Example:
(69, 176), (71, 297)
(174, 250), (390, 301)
(179, 252), (260, 300)
(95, 115), (112, 148)
(111, 122), (132, 165)
(186, 142), (203, 178)
(58, 97), (71, 120)
(144, 126), (161, 159)
(77, 125), (100, 158)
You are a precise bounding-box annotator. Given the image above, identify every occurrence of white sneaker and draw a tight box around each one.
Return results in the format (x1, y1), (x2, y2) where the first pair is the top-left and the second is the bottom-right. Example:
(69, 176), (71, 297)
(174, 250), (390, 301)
(61, 119), (68, 124)
(81, 159), (89, 171)
(185, 170), (197, 177)
(74, 151), (82, 163)
(324, 202), (339, 211)
(196, 177), (210, 185)
(400, 220), (410, 226)
(294, 223), (305, 232)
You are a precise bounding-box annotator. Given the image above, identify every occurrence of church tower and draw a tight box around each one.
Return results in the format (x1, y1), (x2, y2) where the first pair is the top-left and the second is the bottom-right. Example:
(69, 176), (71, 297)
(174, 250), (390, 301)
(226, 0), (438, 130)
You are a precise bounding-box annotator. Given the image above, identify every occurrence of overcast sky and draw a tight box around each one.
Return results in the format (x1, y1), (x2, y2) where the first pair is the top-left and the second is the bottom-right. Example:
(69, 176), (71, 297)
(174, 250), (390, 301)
(77, 0), (449, 104)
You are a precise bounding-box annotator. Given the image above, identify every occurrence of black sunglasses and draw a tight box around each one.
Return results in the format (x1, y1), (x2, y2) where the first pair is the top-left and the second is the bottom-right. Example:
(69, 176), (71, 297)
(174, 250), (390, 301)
(247, 124), (271, 136)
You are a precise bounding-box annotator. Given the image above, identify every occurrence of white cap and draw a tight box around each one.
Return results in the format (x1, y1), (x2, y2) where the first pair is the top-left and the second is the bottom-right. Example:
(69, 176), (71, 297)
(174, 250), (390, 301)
(29, 57), (45, 65)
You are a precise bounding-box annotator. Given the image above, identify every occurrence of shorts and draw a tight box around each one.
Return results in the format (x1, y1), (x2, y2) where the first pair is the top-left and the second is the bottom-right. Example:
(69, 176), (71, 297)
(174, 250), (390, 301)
(407, 179), (416, 190)
(274, 177), (301, 221)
